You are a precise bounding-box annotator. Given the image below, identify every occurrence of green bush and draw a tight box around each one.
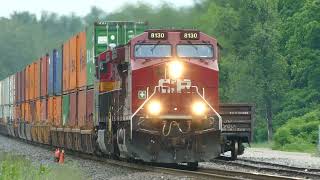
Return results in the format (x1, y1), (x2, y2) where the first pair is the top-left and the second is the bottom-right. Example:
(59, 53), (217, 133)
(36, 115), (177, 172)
(273, 109), (320, 153)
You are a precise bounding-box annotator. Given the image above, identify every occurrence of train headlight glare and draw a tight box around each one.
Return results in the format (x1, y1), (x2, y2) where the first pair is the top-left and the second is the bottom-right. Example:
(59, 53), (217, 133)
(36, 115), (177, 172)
(148, 101), (161, 115)
(192, 102), (206, 116)
(168, 61), (183, 79)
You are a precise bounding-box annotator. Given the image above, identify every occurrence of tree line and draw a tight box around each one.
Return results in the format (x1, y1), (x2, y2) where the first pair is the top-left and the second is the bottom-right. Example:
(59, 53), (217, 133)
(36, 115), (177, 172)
(0, 0), (319, 152)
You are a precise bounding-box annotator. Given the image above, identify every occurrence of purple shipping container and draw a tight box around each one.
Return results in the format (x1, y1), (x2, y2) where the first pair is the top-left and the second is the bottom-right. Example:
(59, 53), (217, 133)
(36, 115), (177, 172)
(48, 52), (54, 96)
(53, 49), (62, 95)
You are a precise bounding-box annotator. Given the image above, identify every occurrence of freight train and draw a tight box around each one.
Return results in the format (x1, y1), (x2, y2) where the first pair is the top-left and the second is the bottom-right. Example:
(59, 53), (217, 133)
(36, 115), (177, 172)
(0, 21), (254, 167)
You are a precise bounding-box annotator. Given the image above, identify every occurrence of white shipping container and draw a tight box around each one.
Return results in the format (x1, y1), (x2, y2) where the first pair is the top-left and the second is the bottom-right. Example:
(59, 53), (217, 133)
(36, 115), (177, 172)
(2, 78), (10, 105)
(9, 75), (15, 105)
(0, 81), (2, 106)
(9, 105), (13, 123)
(0, 106), (3, 119)
(3, 105), (10, 123)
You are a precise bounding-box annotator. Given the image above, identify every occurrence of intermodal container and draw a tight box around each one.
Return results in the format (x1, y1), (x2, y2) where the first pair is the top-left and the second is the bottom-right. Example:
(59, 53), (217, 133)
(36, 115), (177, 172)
(69, 36), (77, 91)
(14, 104), (20, 122)
(86, 89), (94, 129)
(41, 56), (48, 97)
(77, 32), (87, 89)
(62, 94), (69, 126)
(40, 98), (47, 122)
(63, 41), (70, 92)
(25, 66), (30, 101)
(48, 52), (54, 96)
(29, 64), (35, 100)
(47, 97), (53, 125)
(53, 49), (62, 95)
(77, 90), (86, 128)
(10, 75), (15, 105)
(21, 70), (25, 102)
(15, 73), (19, 104)
(30, 101), (36, 122)
(25, 102), (30, 123)
(21, 103), (24, 122)
(86, 25), (95, 88)
(69, 92), (77, 127)
(34, 60), (41, 99)
(2, 77), (10, 105)
(3, 105), (9, 123)
(53, 96), (62, 127)
(0, 81), (2, 106)
(35, 99), (41, 123)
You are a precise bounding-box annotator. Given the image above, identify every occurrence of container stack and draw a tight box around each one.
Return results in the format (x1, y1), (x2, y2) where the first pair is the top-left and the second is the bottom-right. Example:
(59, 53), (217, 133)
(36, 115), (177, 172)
(0, 21), (146, 149)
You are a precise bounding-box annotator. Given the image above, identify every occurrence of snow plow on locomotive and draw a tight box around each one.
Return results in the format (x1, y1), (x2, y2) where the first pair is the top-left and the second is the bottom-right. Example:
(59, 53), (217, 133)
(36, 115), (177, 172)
(0, 21), (254, 167)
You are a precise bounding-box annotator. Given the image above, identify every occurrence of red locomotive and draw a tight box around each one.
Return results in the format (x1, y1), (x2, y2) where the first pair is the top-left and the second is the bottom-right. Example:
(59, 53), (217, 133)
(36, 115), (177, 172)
(96, 29), (240, 166)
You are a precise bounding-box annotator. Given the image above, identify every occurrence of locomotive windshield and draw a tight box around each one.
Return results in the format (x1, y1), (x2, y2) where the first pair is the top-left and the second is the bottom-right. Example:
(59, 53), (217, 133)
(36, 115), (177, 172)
(134, 44), (171, 58)
(177, 44), (213, 58)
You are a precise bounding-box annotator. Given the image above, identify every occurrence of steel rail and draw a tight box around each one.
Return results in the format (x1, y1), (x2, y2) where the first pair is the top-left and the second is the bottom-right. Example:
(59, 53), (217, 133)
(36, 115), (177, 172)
(212, 157), (320, 179)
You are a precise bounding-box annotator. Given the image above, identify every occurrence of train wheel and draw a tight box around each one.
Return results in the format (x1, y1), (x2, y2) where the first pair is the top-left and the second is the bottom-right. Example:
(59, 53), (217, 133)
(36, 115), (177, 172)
(231, 140), (238, 160)
(187, 162), (198, 170)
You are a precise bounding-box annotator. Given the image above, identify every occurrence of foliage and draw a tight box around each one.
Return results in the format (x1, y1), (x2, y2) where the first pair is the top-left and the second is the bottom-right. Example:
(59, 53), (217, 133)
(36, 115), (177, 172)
(273, 108), (320, 153)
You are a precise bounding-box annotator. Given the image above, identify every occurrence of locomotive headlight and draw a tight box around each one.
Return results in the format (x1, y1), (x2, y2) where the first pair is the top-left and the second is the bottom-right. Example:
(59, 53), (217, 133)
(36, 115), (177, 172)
(192, 102), (206, 116)
(148, 101), (161, 115)
(168, 61), (183, 79)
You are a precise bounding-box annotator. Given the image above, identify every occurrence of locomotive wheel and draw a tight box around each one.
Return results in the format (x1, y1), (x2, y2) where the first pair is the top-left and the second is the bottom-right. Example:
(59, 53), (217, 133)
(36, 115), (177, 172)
(231, 140), (238, 160)
(187, 162), (198, 170)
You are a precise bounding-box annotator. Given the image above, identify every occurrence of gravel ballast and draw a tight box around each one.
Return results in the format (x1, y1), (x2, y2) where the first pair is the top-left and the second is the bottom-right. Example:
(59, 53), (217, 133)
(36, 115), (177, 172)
(0, 135), (194, 180)
(239, 147), (320, 169)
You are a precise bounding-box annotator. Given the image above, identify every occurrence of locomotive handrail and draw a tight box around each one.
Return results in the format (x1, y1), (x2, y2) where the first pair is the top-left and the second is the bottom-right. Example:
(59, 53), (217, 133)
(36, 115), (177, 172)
(191, 86), (222, 131)
(130, 85), (161, 139)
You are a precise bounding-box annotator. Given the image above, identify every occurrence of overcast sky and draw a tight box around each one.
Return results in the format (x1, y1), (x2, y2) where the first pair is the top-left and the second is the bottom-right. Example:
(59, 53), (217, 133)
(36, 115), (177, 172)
(0, 0), (195, 18)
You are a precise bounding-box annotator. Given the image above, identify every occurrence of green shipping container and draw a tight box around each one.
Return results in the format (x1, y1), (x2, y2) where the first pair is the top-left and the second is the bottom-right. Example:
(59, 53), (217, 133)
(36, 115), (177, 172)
(62, 94), (70, 126)
(85, 21), (147, 87)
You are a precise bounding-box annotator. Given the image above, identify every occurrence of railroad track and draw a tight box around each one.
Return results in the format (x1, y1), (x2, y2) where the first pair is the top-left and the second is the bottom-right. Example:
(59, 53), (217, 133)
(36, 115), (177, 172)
(77, 152), (301, 180)
(0, 135), (308, 180)
(211, 156), (320, 179)
(237, 158), (320, 174)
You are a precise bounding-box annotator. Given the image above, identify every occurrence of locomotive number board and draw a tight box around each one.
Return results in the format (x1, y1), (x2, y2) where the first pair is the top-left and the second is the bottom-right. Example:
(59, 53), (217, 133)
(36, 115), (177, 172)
(180, 31), (200, 40)
(148, 31), (168, 40)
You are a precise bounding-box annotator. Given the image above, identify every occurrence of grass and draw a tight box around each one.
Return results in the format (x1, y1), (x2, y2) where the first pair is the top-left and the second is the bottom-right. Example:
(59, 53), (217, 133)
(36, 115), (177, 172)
(249, 142), (273, 149)
(248, 142), (319, 155)
(0, 152), (85, 180)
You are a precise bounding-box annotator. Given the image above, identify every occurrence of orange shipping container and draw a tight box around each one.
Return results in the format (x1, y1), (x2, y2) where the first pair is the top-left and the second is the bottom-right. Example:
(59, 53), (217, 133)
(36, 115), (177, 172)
(40, 99), (47, 123)
(53, 96), (62, 127)
(30, 101), (36, 122)
(25, 102), (30, 123)
(21, 103), (25, 122)
(77, 90), (86, 128)
(69, 36), (77, 91)
(29, 63), (35, 100)
(25, 67), (29, 101)
(47, 97), (54, 125)
(63, 41), (70, 92)
(34, 60), (41, 99)
(76, 32), (87, 89)
(35, 100), (41, 123)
